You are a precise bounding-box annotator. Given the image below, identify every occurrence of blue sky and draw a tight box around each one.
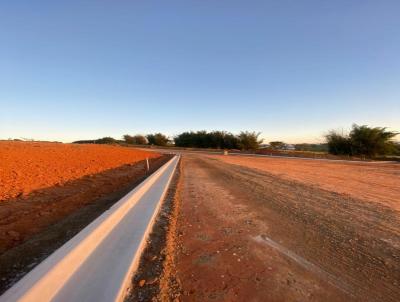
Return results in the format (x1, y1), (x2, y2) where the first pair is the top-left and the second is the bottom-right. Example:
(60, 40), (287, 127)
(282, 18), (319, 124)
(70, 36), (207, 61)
(1, 1), (399, 143)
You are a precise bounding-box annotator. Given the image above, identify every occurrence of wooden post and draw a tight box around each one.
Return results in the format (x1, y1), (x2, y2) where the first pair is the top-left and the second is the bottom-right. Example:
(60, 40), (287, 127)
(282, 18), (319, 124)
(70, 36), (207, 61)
(146, 157), (150, 173)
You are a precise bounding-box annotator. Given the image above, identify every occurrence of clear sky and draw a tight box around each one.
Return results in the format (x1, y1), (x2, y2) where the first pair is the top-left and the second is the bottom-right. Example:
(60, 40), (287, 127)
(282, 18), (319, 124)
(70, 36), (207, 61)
(1, 1), (399, 143)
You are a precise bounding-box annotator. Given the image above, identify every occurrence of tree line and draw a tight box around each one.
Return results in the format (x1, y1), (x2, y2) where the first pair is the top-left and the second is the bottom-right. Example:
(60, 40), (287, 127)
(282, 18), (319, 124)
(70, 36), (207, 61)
(174, 131), (263, 150)
(325, 124), (398, 157)
(73, 131), (263, 150)
(73, 124), (399, 157)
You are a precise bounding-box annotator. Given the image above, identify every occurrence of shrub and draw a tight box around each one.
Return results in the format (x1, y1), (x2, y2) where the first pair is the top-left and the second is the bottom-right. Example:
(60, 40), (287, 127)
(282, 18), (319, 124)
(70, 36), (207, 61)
(123, 134), (147, 145)
(174, 131), (240, 149)
(238, 131), (263, 150)
(123, 135), (135, 144)
(146, 133), (169, 146)
(94, 137), (117, 144)
(325, 124), (398, 157)
(325, 131), (353, 155)
(350, 125), (398, 157)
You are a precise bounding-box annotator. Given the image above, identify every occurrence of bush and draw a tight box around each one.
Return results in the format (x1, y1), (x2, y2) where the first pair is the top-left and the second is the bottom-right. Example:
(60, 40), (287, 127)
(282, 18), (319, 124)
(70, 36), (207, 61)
(350, 125), (398, 157)
(174, 131), (240, 149)
(73, 137), (117, 144)
(123, 134), (147, 145)
(238, 131), (263, 150)
(95, 137), (117, 144)
(325, 124), (398, 157)
(146, 133), (169, 146)
(325, 131), (353, 155)
(395, 142), (400, 155)
(123, 135), (135, 144)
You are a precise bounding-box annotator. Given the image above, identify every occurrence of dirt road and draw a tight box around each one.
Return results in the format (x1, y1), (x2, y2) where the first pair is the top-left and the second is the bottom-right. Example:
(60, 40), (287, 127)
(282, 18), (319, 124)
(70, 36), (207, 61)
(174, 155), (400, 302)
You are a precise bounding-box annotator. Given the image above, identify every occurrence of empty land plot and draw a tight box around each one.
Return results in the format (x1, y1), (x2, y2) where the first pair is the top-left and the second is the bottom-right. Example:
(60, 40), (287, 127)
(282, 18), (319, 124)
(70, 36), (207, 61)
(208, 154), (400, 209)
(0, 141), (160, 201)
(171, 154), (400, 302)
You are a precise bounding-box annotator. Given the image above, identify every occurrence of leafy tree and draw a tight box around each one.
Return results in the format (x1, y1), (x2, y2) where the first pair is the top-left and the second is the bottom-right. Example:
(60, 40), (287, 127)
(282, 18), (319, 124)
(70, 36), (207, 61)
(123, 135), (135, 144)
(394, 142), (400, 155)
(325, 124), (398, 157)
(133, 135), (147, 145)
(173, 131), (193, 147)
(349, 124), (398, 157)
(221, 132), (240, 149)
(174, 131), (240, 149)
(146, 133), (169, 146)
(123, 134), (147, 145)
(325, 130), (353, 155)
(238, 131), (263, 150)
(269, 141), (286, 150)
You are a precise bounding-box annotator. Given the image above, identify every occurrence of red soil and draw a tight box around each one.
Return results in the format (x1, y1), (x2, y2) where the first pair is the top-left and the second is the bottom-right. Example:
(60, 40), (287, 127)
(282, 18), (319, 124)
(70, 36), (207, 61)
(0, 142), (163, 255)
(174, 155), (400, 301)
(0, 142), (160, 202)
(210, 155), (400, 210)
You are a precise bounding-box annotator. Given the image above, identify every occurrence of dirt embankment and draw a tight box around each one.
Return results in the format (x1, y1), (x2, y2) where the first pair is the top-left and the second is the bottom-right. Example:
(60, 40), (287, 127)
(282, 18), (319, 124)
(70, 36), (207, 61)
(209, 155), (400, 210)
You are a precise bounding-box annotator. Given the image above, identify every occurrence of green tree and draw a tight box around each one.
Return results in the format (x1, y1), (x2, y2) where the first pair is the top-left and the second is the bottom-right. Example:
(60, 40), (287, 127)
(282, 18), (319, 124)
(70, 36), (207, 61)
(238, 131), (263, 150)
(325, 130), (353, 155)
(174, 130), (240, 149)
(325, 124), (398, 157)
(133, 135), (147, 145)
(349, 124), (398, 157)
(123, 135), (135, 144)
(124, 134), (147, 145)
(146, 133), (169, 146)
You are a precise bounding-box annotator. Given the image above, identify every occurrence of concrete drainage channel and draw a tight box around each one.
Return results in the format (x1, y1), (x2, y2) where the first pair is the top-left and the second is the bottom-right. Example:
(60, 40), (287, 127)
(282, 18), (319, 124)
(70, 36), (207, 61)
(1, 155), (180, 302)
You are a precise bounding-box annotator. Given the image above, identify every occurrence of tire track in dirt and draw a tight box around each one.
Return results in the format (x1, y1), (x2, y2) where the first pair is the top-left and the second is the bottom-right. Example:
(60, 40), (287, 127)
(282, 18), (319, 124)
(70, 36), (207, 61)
(173, 155), (400, 302)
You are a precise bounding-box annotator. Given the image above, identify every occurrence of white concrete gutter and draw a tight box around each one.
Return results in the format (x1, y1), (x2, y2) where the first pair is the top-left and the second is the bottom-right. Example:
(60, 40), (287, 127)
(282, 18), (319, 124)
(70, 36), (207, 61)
(1, 155), (180, 302)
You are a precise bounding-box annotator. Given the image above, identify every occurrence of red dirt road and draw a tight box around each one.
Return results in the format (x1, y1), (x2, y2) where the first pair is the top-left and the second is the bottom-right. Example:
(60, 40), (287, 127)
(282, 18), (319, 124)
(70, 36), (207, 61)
(208, 155), (400, 209)
(174, 155), (400, 302)
(0, 141), (160, 202)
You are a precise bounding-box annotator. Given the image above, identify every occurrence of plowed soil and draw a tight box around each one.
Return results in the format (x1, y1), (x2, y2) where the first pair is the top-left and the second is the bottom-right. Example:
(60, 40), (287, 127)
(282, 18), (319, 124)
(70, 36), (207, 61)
(208, 155), (400, 209)
(0, 142), (161, 254)
(0, 141), (160, 201)
(172, 155), (400, 302)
